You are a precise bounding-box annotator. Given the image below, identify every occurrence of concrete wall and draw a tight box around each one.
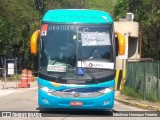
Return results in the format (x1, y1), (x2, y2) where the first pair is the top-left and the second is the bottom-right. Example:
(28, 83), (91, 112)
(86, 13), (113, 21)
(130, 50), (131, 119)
(114, 21), (139, 70)
(114, 22), (139, 37)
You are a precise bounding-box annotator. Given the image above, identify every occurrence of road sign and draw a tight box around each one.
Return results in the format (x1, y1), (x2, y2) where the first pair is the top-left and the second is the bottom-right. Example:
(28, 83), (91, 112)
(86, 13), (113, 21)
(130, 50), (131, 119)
(8, 63), (14, 75)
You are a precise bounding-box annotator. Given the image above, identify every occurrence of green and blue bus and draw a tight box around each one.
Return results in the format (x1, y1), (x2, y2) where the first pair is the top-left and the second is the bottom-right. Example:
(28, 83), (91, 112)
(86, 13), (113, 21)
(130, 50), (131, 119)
(30, 9), (125, 110)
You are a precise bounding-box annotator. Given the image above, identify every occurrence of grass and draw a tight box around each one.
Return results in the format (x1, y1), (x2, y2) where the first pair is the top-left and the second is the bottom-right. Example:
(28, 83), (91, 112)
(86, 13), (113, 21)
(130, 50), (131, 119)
(146, 93), (160, 102)
(0, 74), (21, 81)
(121, 86), (160, 102)
(121, 86), (143, 100)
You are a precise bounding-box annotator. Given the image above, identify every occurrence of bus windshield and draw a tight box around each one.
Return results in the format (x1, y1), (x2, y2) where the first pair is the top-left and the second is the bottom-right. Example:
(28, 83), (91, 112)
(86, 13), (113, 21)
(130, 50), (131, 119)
(40, 24), (114, 80)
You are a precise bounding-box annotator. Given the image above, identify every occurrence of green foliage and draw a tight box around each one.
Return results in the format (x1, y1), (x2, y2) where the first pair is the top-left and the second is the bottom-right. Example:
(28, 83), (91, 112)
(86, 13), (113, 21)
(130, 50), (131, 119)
(0, 0), (117, 71)
(0, 0), (40, 70)
(84, 0), (115, 14)
(113, 0), (129, 20)
(122, 86), (143, 99)
(122, 86), (160, 102)
(113, 0), (160, 60)
(37, 0), (115, 15)
(146, 93), (160, 102)
(1, 0), (159, 73)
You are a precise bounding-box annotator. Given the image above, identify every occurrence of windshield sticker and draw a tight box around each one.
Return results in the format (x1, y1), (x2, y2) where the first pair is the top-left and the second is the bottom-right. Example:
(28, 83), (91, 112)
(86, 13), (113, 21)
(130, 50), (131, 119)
(73, 35), (77, 40)
(47, 65), (66, 72)
(41, 24), (48, 36)
(77, 67), (84, 76)
(78, 61), (114, 69)
(81, 28), (111, 46)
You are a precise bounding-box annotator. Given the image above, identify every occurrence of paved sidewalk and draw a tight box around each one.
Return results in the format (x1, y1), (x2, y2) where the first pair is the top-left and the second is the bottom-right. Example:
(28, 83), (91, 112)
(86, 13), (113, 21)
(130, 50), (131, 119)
(115, 91), (160, 111)
(0, 81), (38, 98)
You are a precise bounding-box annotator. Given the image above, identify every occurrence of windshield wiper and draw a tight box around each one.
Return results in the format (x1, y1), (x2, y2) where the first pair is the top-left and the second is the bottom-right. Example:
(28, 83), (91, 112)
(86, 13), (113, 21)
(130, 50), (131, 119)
(80, 59), (98, 83)
(80, 37), (99, 83)
(56, 67), (71, 83)
(88, 45), (98, 59)
(56, 56), (76, 82)
(47, 58), (72, 82)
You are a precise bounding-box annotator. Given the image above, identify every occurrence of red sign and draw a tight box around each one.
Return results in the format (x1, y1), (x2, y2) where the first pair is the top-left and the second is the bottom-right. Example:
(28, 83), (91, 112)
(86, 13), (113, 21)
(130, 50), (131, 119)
(41, 24), (48, 36)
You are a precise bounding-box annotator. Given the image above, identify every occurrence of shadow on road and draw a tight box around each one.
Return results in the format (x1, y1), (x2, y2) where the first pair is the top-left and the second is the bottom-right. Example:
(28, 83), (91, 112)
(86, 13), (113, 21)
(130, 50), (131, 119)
(37, 107), (116, 117)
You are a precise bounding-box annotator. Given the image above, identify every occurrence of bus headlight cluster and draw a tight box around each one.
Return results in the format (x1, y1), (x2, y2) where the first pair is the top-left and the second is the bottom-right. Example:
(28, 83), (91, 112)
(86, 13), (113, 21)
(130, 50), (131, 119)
(39, 85), (55, 93)
(98, 87), (114, 94)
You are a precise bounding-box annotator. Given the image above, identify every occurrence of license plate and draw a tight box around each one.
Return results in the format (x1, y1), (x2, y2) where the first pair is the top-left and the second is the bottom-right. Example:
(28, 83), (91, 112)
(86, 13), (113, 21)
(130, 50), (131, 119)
(70, 101), (83, 106)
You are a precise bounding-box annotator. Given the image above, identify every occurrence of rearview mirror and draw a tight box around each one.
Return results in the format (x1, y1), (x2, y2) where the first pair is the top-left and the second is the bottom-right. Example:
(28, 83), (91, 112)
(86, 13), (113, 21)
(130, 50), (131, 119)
(30, 30), (40, 54)
(115, 32), (125, 55)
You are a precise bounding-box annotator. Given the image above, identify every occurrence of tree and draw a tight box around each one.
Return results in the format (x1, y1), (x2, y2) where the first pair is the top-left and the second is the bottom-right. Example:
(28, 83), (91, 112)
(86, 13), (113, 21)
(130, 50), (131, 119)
(113, 0), (160, 60)
(36, 0), (116, 16)
(0, 0), (118, 71)
(0, 0), (40, 70)
(84, 0), (116, 14)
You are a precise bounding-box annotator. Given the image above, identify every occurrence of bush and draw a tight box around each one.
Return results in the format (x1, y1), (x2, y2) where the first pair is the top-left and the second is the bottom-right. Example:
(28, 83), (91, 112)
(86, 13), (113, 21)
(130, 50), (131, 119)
(121, 86), (143, 99)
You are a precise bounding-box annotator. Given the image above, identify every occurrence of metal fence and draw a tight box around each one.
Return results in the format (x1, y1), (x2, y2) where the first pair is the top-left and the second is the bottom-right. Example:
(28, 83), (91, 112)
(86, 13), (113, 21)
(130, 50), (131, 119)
(125, 61), (160, 101)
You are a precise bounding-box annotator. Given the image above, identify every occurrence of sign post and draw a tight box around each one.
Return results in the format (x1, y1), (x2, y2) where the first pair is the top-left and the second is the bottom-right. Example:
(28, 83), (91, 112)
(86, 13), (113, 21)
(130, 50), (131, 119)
(4, 59), (17, 88)
(7, 63), (15, 75)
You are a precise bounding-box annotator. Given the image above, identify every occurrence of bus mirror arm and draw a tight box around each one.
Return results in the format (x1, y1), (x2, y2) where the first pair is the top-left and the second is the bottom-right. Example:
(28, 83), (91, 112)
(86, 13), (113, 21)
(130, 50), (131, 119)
(115, 32), (125, 55)
(30, 30), (40, 54)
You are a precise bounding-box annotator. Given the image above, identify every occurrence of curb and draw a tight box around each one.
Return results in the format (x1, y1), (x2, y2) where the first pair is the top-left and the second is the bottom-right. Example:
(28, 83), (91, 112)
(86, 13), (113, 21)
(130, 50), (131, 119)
(115, 97), (160, 111)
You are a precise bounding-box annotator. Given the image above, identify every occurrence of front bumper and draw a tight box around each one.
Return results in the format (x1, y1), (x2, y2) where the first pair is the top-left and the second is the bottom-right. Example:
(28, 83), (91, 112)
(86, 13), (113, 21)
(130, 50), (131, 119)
(38, 89), (114, 110)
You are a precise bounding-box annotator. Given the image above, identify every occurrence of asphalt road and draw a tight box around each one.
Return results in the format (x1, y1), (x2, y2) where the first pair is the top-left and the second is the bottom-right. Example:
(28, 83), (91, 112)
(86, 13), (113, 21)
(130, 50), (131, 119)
(0, 87), (159, 120)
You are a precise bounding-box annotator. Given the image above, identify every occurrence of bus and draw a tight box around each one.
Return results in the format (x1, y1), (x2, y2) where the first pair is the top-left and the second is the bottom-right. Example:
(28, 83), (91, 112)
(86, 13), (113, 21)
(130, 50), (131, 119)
(30, 9), (125, 110)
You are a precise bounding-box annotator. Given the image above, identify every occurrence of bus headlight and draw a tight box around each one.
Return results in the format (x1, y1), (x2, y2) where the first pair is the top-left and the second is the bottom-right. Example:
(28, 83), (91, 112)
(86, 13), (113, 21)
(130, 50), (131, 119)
(39, 85), (55, 93)
(98, 87), (114, 94)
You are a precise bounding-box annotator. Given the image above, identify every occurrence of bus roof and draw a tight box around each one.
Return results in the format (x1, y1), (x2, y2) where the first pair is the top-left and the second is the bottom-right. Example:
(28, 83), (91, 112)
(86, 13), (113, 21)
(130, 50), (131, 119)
(42, 9), (113, 24)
